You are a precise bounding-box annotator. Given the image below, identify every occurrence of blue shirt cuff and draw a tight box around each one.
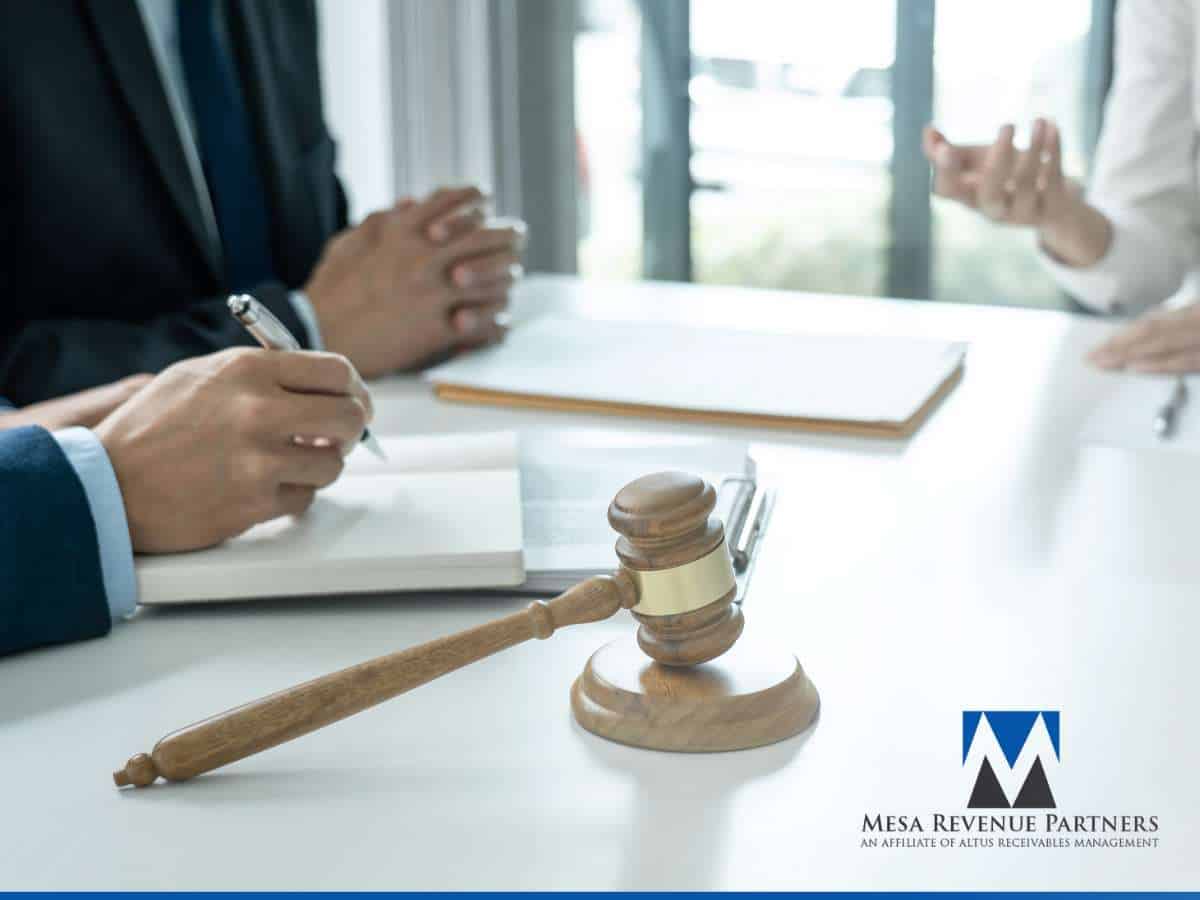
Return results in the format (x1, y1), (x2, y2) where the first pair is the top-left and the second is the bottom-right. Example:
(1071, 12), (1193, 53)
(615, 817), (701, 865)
(288, 290), (325, 351)
(51, 427), (138, 620)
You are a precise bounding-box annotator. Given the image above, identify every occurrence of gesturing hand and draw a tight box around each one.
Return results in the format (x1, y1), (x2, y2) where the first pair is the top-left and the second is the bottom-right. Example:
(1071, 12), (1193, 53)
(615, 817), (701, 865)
(924, 118), (1079, 226)
(923, 118), (1110, 268)
(1088, 304), (1200, 374)
(93, 348), (371, 553)
(0, 374), (152, 432)
(305, 186), (526, 378)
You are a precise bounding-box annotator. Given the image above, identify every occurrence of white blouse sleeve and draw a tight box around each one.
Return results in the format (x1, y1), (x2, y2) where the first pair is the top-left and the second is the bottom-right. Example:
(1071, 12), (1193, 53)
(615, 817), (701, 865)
(1040, 0), (1200, 314)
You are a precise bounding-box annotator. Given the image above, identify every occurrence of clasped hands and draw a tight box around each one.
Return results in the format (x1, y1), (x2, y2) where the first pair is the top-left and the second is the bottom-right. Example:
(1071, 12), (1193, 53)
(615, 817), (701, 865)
(924, 118), (1200, 374)
(306, 185), (526, 377)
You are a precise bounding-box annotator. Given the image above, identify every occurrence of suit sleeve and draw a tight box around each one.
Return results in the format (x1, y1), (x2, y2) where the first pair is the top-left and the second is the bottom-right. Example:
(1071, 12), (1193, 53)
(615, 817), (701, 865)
(0, 281), (312, 406)
(0, 426), (112, 656)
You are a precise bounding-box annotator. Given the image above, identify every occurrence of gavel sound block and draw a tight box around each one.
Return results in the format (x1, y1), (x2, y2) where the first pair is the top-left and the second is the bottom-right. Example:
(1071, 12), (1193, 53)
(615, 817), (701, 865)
(571, 472), (818, 751)
(114, 472), (817, 787)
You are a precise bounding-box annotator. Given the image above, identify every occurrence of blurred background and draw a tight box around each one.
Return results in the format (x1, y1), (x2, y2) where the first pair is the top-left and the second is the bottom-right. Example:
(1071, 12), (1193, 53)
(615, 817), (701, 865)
(317, 0), (1114, 310)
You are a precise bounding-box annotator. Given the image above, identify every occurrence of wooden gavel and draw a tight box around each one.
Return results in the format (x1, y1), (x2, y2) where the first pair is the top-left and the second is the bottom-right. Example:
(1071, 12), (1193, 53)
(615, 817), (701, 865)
(114, 471), (769, 787)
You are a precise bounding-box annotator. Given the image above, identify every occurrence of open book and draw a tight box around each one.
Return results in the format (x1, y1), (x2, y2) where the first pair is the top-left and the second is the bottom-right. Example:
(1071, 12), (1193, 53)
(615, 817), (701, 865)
(136, 432), (525, 604)
(517, 429), (763, 595)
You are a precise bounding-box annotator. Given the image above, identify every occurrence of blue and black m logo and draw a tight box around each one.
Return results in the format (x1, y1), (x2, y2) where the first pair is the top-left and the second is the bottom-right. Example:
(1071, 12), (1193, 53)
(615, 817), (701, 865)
(962, 711), (1060, 809)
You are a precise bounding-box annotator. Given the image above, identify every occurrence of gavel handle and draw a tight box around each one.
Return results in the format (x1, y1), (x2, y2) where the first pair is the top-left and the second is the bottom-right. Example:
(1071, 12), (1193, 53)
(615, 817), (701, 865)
(114, 571), (637, 787)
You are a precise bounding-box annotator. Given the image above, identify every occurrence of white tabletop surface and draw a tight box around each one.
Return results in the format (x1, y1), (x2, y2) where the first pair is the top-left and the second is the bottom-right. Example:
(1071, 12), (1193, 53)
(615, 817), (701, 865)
(4, 275), (1197, 890)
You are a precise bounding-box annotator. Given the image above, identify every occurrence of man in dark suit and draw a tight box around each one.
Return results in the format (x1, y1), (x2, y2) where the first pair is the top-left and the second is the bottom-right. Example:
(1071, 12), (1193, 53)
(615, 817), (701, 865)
(0, 0), (523, 406)
(1, 347), (371, 657)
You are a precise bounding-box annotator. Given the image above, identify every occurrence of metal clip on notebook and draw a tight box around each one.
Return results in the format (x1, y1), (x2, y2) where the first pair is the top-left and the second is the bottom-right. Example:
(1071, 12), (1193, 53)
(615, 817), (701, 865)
(716, 475), (772, 585)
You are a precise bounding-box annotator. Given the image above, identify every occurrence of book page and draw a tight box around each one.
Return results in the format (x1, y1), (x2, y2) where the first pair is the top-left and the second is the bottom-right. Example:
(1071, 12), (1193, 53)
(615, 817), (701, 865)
(344, 430), (518, 475)
(519, 429), (750, 573)
(136, 432), (523, 603)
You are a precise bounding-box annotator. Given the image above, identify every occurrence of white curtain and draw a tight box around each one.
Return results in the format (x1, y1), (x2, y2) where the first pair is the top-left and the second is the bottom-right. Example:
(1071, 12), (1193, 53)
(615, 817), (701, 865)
(316, 0), (502, 221)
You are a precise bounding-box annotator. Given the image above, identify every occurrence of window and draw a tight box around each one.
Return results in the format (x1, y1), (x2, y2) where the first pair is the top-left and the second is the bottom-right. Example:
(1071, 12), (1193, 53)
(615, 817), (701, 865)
(575, 0), (643, 280)
(689, 0), (895, 296)
(571, 0), (1114, 308)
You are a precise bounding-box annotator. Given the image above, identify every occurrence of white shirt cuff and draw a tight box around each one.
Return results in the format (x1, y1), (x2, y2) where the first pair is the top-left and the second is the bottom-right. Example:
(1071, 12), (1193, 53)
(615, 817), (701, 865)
(51, 427), (138, 620)
(1037, 207), (1191, 317)
(1037, 232), (1133, 316)
(288, 290), (325, 351)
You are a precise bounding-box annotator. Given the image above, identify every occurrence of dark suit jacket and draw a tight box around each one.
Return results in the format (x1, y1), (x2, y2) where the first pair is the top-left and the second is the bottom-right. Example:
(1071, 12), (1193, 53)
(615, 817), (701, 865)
(0, 0), (348, 406)
(0, 425), (111, 656)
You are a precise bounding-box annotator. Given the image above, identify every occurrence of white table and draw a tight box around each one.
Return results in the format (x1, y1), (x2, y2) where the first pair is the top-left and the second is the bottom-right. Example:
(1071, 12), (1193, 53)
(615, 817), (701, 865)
(4, 276), (1197, 890)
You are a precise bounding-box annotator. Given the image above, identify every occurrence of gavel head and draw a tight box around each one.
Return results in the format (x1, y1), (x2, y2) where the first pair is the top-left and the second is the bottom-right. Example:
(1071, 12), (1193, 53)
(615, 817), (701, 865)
(608, 471), (744, 667)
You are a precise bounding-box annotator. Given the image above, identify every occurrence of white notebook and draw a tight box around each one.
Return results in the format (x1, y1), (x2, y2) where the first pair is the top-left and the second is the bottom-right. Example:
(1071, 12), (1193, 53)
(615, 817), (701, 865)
(424, 316), (966, 436)
(136, 432), (525, 604)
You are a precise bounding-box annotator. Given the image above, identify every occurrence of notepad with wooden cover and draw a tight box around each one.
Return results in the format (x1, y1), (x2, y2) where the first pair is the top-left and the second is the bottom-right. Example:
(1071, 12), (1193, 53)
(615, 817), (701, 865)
(425, 317), (966, 438)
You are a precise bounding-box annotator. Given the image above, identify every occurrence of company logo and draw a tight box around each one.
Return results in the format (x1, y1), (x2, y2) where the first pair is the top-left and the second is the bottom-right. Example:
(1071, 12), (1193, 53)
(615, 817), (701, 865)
(858, 709), (1159, 851)
(962, 710), (1059, 809)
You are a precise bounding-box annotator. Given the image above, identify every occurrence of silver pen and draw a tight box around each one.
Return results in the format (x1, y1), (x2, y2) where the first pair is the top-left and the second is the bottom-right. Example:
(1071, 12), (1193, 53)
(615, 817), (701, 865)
(227, 294), (387, 460)
(1153, 376), (1189, 440)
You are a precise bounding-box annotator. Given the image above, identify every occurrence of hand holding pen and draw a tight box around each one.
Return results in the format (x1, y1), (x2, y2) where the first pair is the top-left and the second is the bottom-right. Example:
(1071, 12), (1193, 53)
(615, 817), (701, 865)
(228, 294), (387, 459)
(94, 349), (372, 552)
